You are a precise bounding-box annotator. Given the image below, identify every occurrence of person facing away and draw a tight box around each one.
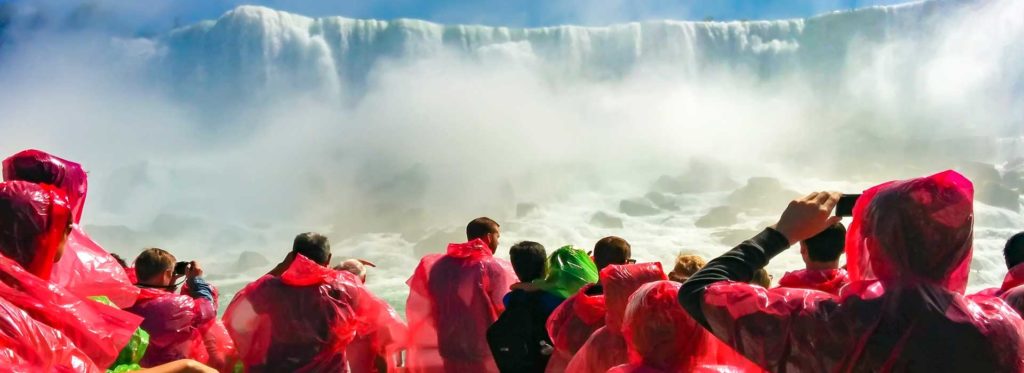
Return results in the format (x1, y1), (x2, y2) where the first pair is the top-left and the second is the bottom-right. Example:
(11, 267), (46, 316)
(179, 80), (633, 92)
(405, 217), (518, 373)
(336, 258), (409, 373)
(668, 254), (706, 283)
(976, 232), (1024, 315)
(544, 236), (631, 373)
(127, 248), (219, 368)
(224, 232), (384, 372)
(565, 262), (668, 373)
(679, 171), (1024, 372)
(775, 222), (850, 295)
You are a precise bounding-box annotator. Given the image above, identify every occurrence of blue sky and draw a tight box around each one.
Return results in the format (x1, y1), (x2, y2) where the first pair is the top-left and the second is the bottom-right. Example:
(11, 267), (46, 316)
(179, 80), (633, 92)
(14, 0), (915, 33)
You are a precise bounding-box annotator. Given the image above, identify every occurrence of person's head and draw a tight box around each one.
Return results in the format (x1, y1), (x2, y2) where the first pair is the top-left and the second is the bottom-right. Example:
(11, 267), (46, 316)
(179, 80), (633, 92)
(134, 248), (177, 287)
(509, 241), (547, 282)
(1004, 232), (1024, 270)
(594, 236), (631, 270)
(668, 254), (706, 283)
(3, 150), (88, 223)
(292, 232), (331, 266)
(466, 217), (500, 253)
(800, 222), (846, 269)
(537, 245), (600, 298)
(622, 281), (710, 371)
(335, 259), (368, 283)
(0, 181), (73, 280)
(602, 262), (667, 328)
(751, 268), (771, 288)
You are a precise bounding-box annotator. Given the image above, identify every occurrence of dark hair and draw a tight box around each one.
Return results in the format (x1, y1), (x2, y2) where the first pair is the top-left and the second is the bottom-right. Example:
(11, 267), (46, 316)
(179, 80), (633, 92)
(509, 241), (547, 282)
(293, 232), (331, 265)
(134, 248), (176, 282)
(466, 217), (500, 241)
(594, 236), (631, 270)
(1005, 232), (1024, 269)
(804, 222), (847, 263)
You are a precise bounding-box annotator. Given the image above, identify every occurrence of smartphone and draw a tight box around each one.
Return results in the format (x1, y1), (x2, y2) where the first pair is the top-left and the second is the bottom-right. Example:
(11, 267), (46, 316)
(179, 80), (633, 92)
(835, 194), (861, 217)
(173, 261), (190, 276)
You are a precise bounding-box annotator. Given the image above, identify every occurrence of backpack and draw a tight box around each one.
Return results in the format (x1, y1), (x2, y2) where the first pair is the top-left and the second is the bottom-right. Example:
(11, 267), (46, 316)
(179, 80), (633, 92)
(487, 291), (554, 373)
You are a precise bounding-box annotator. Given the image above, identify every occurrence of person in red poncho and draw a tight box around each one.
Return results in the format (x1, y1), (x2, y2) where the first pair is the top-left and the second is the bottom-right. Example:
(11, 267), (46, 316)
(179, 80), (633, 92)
(974, 232), (1024, 315)
(405, 217), (518, 373)
(545, 236), (631, 373)
(774, 222), (850, 295)
(679, 171), (1024, 372)
(337, 258), (409, 373)
(565, 262), (667, 373)
(224, 232), (382, 372)
(3, 149), (140, 308)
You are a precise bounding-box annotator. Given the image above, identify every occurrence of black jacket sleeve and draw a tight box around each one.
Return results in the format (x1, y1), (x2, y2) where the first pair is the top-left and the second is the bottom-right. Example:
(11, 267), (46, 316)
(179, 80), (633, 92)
(679, 227), (791, 329)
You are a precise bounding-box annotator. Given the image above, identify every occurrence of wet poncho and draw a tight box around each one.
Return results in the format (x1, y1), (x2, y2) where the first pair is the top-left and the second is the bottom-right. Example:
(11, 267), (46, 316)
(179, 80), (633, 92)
(346, 291), (408, 373)
(565, 263), (667, 373)
(534, 245), (599, 299)
(3, 149), (139, 308)
(686, 170), (1024, 372)
(0, 181), (142, 370)
(544, 282), (607, 373)
(405, 239), (518, 373)
(126, 286), (216, 367)
(775, 268), (850, 295)
(0, 296), (100, 372)
(224, 254), (381, 372)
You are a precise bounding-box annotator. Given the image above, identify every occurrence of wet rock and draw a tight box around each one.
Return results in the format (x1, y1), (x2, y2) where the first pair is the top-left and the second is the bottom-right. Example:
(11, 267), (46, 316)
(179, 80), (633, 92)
(590, 212), (624, 229)
(644, 192), (678, 211)
(619, 198), (660, 217)
(516, 203), (539, 218)
(958, 161), (1001, 187)
(695, 206), (740, 228)
(234, 251), (269, 272)
(977, 181), (1021, 212)
(727, 177), (800, 213)
(651, 175), (687, 194)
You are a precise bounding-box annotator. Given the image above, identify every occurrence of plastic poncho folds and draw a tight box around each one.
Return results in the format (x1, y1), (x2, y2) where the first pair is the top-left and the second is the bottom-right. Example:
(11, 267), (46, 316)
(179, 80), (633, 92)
(695, 170), (1024, 372)
(224, 253), (386, 372)
(3, 149), (139, 308)
(347, 289), (408, 373)
(0, 181), (142, 371)
(545, 284), (607, 373)
(126, 280), (226, 369)
(534, 245), (599, 299)
(775, 268), (850, 295)
(565, 263), (667, 373)
(405, 239), (519, 373)
(608, 281), (761, 373)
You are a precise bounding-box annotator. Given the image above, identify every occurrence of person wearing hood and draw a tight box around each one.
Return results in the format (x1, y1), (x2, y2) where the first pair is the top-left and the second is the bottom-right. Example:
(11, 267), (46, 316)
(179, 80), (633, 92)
(337, 258), (409, 373)
(974, 232), (1024, 315)
(775, 223), (849, 295)
(679, 171), (1024, 372)
(223, 232), (383, 372)
(405, 217), (518, 373)
(565, 262), (667, 373)
(3, 149), (139, 308)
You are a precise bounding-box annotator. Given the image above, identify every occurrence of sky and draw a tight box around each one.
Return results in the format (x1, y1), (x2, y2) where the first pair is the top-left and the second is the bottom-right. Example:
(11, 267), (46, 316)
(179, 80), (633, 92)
(7, 0), (916, 35)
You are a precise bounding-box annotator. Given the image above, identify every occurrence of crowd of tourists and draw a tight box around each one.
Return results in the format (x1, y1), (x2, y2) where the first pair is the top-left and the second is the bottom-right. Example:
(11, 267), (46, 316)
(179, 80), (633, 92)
(0, 149), (1022, 372)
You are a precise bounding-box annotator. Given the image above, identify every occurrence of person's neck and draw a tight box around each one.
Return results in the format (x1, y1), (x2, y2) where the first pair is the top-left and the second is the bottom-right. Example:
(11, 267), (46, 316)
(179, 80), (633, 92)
(805, 261), (839, 271)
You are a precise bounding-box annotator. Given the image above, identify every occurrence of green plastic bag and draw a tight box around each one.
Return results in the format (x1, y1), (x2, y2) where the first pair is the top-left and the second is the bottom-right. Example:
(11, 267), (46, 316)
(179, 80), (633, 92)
(90, 296), (150, 372)
(533, 245), (599, 298)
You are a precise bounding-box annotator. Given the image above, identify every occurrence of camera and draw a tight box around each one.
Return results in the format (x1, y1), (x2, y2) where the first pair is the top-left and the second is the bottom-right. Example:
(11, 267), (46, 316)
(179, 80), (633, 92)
(835, 194), (861, 217)
(173, 261), (190, 276)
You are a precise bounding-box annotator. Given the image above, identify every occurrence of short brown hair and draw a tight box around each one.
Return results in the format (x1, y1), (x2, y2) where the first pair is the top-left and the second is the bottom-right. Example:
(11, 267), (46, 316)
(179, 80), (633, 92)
(594, 236), (631, 270)
(669, 254), (706, 283)
(751, 268), (771, 288)
(466, 217), (500, 241)
(134, 248), (175, 282)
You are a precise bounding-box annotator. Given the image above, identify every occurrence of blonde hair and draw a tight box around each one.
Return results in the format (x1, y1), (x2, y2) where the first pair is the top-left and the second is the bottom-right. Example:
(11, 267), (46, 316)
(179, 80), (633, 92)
(669, 254), (707, 283)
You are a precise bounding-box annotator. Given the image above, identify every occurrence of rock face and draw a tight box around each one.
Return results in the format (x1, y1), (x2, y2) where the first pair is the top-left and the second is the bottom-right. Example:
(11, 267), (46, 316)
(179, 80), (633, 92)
(977, 181), (1021, 212)
(649, 161), (739, 195)
(234, 251), (270, 272)
(590, 212), (624, 229)
(619, 198), (661, 217)
(727, 177), (800, 213)
(644, 192), (678, 211)
(516, 203), (539, 218)
(695, 206), (740, 228)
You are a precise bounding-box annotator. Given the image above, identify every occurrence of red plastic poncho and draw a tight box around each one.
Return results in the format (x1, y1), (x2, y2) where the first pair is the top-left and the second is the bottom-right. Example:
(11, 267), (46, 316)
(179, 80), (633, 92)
(405, 239), (518, 373)
(346, 291), (408, 373)
(977, 263), (1024, 297)
(0, 181), (142, 369)
(0, 296), (100, 372)
(775, 268), (850, 295)
(545, 283), (607, 373)
(3, 149), (139, 308)
(699, 170), (1024, 372)
(126, 287), (216, 367)
(565, 263), (667, 373)
(224, 254), (378, 372)
(181, 279), (239, 372)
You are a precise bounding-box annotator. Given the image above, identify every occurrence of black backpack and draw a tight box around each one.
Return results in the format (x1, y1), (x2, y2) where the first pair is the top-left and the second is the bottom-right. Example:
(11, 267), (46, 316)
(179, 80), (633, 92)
(487, 291), (554, 373)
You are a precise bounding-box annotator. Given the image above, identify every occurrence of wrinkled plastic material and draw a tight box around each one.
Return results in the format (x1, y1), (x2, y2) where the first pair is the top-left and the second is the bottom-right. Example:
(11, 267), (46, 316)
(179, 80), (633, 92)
(544, 283), (606, 373)
(534, 245), (599, 299)
(775, 268), (850, 295)
(565, 263), (666, 373)
(347, 292), (408, 373)
(127, 287), (215, 367)
(700, 170), (1024, 372)
(405, 239), (518, 373)
(3, 149), (139, 308)
(0, 181), (142, 369)
(610, 281), (761, 373)
(91, 295), (150, 372)
(977, 263), (1024, 298)
(181, 280), (240, 372)
(0, 296), (100, 372)
(224, 254), (381, 372)
(1002, 286), (1024, 316)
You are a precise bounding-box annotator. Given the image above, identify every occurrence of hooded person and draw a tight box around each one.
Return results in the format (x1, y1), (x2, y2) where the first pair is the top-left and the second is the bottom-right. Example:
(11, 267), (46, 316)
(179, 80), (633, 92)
(976, 232), (1024, 298)
(775, 223), (850, 295)
(223, 232), (384, 372)
(679, 171), (1024, 372)
(564, 262), (667, 373)
(336, 259), (409, 373)
(405, 217), (518, 373)
(0, 180), (143, 370)
(3, 149), (139, 308)
(533, 245), (600, 299)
